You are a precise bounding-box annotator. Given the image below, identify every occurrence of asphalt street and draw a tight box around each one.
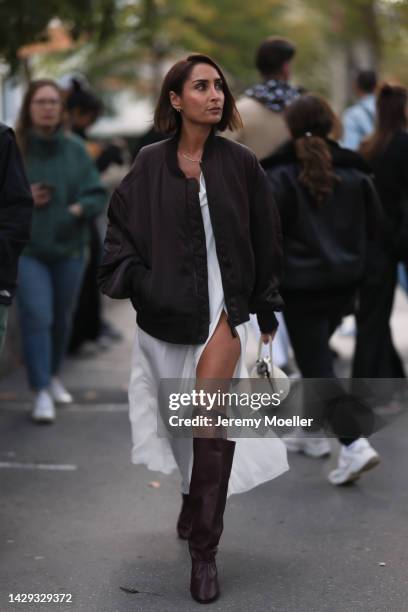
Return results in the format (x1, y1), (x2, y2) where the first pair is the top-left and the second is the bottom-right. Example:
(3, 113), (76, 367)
(1, 297), (408, 612)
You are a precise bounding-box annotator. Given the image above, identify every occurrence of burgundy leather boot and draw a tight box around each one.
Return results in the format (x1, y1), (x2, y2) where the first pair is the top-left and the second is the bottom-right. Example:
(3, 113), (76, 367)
(177, 493), (193, 540)
(188, 437), (236, 604)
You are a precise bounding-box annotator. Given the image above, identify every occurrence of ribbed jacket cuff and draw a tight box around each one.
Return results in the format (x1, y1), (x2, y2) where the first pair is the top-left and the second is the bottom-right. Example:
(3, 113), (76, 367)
(256, 311), (279, 334)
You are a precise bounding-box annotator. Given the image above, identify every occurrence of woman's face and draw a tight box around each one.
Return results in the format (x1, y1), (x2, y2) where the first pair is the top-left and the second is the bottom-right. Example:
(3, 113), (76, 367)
(30, 85), (63, 131)
(170, 63), (225, 127)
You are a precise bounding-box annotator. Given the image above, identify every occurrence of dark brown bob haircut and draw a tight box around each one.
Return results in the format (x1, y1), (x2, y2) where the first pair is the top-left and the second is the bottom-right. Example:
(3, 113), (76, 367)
(154, 54), (242, 135)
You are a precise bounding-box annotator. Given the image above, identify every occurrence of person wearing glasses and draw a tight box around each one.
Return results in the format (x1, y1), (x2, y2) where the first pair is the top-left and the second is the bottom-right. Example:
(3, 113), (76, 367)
(15, 79), (106, 423)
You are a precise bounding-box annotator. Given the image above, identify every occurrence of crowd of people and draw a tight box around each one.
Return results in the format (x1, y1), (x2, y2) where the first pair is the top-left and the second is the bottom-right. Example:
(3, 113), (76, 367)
(0, 34), (407, 605)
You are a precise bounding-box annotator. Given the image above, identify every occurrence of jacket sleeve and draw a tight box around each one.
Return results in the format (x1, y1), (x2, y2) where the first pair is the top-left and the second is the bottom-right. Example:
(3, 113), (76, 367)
(248, 160), (284, 333)
(97, 188), (149, 300)
(0, 127), (33, 305)
(264, 166), (297, 236)
(76, 146), (107, 219)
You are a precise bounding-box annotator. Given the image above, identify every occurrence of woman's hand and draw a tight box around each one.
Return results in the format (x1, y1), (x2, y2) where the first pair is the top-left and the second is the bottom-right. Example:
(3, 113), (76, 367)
(68, 203), (83, 217)
(261, 330), (277, 344)
(31, 183), (51, 208)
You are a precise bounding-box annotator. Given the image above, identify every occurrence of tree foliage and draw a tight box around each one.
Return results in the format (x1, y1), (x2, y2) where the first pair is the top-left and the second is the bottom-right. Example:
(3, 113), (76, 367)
(1, 0), (407, 97)
(0, 0), (115, 70)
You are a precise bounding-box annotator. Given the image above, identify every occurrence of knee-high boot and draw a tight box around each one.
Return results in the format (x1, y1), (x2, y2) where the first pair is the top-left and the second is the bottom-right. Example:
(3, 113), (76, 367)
(188, 437), (235, 604)
(177, 493), (193, 540)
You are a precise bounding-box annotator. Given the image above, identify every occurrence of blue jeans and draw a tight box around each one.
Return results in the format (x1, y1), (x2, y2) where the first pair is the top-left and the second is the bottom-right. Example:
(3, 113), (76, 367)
(17, 255), (85, 390)
(398, 263), (408, 294)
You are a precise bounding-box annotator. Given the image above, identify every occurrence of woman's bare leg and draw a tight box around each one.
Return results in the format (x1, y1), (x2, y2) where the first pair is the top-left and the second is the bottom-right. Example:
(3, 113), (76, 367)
(196, 311), (240, 379)
(188, 311), (239, 603)
(194, 311), (241, 437)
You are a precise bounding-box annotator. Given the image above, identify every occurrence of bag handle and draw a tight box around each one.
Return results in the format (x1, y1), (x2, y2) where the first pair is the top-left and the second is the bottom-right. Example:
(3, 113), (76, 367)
(256, 336), (277, 393)
(257, 336), (273, 364)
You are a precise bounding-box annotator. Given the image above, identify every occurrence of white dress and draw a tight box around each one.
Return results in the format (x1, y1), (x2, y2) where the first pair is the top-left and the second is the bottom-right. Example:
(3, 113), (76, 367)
(129, 173), (289, 496)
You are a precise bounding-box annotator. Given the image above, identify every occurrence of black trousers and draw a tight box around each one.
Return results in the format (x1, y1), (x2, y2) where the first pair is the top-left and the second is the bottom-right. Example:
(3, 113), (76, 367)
(68, 220), (103, 353)
(353, 248), (405, 379)
(283, 291), (372, 445)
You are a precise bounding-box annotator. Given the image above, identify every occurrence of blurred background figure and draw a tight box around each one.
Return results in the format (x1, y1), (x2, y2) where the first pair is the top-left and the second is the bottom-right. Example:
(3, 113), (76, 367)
(63, 77), (124, 356)
(0, 123), (33, 355)
(131, 124), (165, 160)
(353, 84), (408, 381)
(15, 79), (106, 423)
(225, 36), (301, 159)
(65, 78), (125, 173)
(263, 94), (382, 485)
(226, 36), (301, 377)
(341, 69), (377, 151)
(337, 69), (378, 338)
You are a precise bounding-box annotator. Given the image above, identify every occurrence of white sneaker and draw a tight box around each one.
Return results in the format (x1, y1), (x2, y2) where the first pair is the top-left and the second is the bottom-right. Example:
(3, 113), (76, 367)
(283, 427), (331, 458)
(49, 377), (73, 404)
(31, 390), (56, 423)
(328, 437), (380, 485)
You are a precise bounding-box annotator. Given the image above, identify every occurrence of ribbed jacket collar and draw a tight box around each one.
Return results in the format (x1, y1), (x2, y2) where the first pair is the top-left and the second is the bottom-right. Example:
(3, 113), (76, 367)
(165, 128), (216, 177)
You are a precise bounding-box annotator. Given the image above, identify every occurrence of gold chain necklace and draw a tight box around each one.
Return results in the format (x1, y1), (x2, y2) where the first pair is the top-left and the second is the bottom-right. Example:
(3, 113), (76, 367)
(180, 151), (202, 163)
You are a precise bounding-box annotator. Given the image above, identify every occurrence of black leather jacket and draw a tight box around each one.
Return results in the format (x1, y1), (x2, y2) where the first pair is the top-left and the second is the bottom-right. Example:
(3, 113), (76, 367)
(262, 140), (382, 293)
(98, 131), (283, 344)
(0, 124), (33, 306)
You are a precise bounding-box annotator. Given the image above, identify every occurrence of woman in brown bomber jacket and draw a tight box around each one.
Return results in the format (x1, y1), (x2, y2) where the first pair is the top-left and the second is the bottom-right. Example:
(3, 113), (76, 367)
(98, 54), (286, 604)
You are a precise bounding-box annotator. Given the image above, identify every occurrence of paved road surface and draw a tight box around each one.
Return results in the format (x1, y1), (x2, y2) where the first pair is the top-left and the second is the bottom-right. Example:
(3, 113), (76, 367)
(1, 297), (407, 612)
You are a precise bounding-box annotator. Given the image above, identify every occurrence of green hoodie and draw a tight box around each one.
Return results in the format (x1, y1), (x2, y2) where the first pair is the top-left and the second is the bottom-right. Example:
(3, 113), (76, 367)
(24, 127), (106, 262)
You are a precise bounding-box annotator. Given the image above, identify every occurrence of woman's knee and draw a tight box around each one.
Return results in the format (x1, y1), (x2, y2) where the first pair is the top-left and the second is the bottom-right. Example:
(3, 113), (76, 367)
(18, 299), (53, 333)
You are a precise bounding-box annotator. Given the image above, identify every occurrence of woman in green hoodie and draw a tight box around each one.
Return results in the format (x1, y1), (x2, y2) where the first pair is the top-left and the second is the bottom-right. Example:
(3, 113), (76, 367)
(15, 79), (106, 423)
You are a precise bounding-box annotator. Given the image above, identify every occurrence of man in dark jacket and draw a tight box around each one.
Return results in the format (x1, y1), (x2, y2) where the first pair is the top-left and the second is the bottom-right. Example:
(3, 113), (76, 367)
(0, 123), (33, 354)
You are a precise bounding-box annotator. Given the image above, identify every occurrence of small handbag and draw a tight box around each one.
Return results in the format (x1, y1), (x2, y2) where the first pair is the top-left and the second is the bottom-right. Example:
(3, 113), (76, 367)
(250, 337), (291, 401)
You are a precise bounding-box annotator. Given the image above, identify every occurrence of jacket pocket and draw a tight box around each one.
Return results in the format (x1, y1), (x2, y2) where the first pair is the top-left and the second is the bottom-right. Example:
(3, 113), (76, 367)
(137, 269), (153, 309)
(131, 268), (153, 311)
(141, 271), (196, 317)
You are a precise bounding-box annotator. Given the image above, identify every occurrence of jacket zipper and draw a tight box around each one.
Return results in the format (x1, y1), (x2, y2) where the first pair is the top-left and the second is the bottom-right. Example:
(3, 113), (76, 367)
(202, 167), (237, 340)
(189, 180), (200, 297)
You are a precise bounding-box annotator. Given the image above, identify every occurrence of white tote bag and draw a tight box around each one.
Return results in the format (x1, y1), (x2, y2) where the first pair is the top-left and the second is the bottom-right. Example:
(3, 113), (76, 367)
(246, 327), (291, 402)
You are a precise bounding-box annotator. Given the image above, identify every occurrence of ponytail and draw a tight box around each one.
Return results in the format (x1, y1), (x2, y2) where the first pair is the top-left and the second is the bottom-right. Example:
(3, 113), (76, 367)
(295, 133), (339, 206)
(284, 94), (341, 206)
